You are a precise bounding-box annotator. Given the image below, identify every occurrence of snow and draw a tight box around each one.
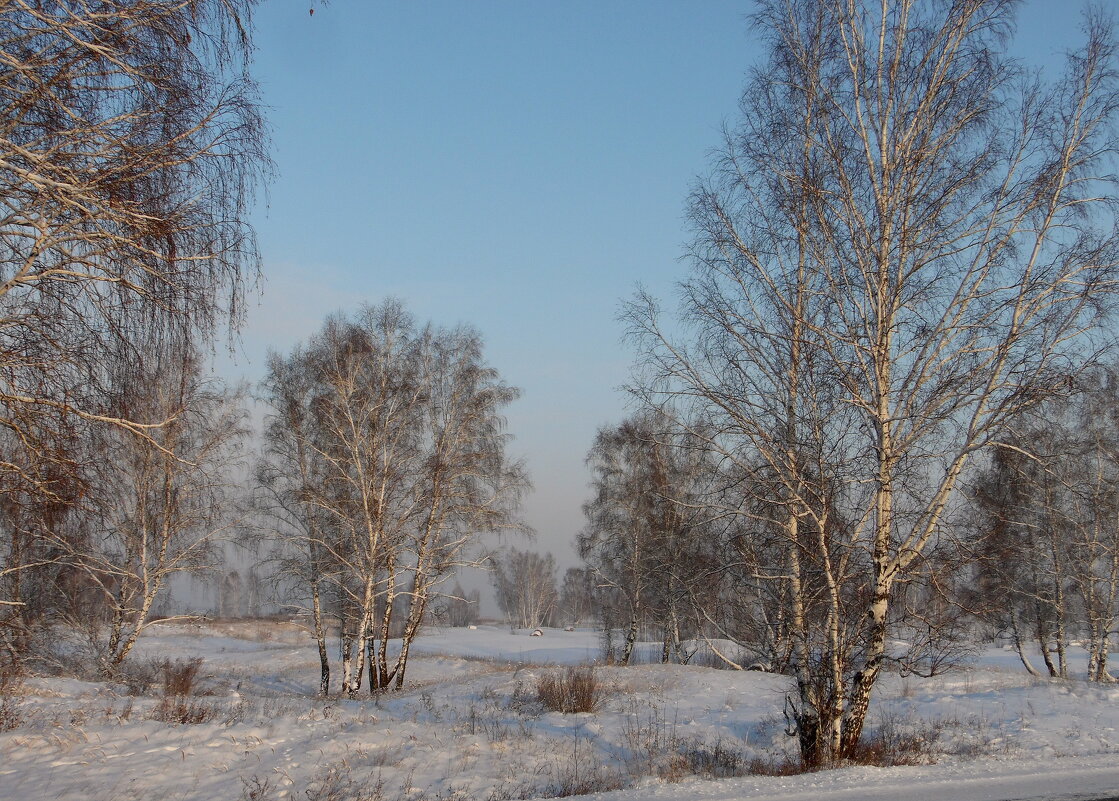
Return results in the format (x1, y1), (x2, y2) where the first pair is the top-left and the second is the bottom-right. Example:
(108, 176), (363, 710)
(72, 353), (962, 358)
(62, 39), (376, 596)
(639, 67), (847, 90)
(3, 622), (1119, 801)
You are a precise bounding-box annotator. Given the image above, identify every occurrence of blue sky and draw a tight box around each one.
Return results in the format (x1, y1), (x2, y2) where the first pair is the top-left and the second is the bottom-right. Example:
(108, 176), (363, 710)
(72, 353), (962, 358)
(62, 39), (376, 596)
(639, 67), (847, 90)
(227, 1), (1090, 572)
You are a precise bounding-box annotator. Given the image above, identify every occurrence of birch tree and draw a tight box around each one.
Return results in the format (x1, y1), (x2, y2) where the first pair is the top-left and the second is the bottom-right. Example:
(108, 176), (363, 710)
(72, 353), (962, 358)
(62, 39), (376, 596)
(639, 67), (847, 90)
(308, 304), (425, 696)
(0, 0), (268, 655)
(492, 548), (558, 630)
(579, 411), (712, 664)
(257, 346), (338, 696)
(974, 368), (1119, 682)
(390, 325), (527, 688)
(259, 303), (526, 695)
(72, 347), (247, 676)
(629, 0), (1119, 766)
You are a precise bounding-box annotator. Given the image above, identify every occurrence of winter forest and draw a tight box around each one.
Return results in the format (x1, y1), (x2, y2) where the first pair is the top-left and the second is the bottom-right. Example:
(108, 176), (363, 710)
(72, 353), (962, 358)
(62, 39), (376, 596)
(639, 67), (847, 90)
(6, 1), (1119, 800)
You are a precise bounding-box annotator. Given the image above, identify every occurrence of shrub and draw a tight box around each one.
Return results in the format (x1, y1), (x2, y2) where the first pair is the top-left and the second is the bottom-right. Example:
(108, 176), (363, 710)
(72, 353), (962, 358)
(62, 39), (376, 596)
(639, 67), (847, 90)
(150, 696), (219, 725)
(304, 765), (386, 801)
(161, 657), (204, 696)
(846, 713), (941, 767)
(148, 657), (217, 724)
(745, 755), (802, 776)
(673, 736), (749, 779)
(116, 658), (163, 696)
(546, 764), (625, 797)
(0, 664), (23, 731)
(240, 775), (277, 801)
(537, 666), (598, 713)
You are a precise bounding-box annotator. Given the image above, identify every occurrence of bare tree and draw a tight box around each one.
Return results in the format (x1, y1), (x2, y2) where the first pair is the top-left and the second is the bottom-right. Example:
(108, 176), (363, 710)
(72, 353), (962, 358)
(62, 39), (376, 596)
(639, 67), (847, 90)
(491, 548), (557, 631)
(441, 582), (480, 628)
(390, 324), (528, 688)
(558, 567), (597, 628)
(579, 411), (712, 664)
(304, 304), (426, 696)
(629, 0), (1119, 766)
(219, 571), (245, 619)
(974, 368), (1119, 682)
(259, 302), (526, 695)
(257, 344), (338, 696)
(0, 0), (268, 655)
(65, 346), (246, 676)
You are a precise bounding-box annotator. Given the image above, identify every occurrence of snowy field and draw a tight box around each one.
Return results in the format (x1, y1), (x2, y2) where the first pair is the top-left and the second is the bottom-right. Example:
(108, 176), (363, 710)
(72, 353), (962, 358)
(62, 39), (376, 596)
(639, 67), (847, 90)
(3, 622), (1119, 801)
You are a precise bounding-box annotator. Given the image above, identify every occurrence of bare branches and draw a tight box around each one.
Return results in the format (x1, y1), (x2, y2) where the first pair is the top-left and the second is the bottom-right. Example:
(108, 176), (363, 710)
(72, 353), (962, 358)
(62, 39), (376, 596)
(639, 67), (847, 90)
(258, 302), (527, 695)
(0, 0), (269, 658)
(627, 0), (1119, 767)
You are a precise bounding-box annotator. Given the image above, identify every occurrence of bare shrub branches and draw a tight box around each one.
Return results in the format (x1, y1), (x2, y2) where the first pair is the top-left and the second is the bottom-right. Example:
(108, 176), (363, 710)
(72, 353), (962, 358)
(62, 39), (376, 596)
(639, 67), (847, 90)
(537, 666), (598, 714)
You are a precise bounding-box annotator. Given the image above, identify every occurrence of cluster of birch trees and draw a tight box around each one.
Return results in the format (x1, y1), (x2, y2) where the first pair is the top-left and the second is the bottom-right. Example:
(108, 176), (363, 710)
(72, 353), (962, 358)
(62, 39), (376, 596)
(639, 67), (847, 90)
(0, 3), (526, 696)
(973, 368), (1119, 683)
(579, 0), (1119, 768)
(0, 0), (265, 673)
(257, 302), (527, 696)
(490, 547), (558, 630)
(579, 411), (715, 665)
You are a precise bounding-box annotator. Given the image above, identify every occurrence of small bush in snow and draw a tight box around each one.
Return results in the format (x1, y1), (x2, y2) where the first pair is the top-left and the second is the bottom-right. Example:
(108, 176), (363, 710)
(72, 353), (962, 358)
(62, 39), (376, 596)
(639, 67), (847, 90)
(117, 657), (162, 696)
(847, 711), (942, 767)
(303, 764), (386, 801)
(239, 774), (277, 801)
(537, 665), (598, 713)
(149, 695), (219, 725)
(148, 657), (218, 725)
(673, 736), (749, 779)
(0, 664), (23, 731)
(161, 657), (204, 697)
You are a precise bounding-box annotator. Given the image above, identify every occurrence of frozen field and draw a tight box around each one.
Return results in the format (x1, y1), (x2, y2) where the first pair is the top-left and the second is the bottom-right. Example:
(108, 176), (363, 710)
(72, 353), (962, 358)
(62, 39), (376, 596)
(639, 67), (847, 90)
(3, 622), (1119, 801)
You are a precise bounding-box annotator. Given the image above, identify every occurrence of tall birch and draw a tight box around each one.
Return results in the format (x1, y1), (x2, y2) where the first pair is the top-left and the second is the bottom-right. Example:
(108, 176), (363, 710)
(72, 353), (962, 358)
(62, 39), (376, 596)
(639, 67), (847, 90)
(630, 0), (1119, 765)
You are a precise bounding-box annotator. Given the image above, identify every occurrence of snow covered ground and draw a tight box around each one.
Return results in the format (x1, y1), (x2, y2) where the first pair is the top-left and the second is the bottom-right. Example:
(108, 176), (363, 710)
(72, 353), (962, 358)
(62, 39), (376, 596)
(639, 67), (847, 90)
(3, 621), (1119, 801)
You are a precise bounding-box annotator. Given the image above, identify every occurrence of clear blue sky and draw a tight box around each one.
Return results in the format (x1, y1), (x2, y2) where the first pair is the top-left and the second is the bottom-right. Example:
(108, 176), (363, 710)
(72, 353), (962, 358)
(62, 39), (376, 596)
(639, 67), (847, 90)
(225, 1), (1089, 573)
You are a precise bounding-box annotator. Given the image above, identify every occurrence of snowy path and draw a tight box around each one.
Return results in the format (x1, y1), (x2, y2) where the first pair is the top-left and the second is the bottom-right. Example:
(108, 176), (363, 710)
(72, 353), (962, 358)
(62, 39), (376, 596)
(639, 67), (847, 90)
(578, 754), (1119, 801)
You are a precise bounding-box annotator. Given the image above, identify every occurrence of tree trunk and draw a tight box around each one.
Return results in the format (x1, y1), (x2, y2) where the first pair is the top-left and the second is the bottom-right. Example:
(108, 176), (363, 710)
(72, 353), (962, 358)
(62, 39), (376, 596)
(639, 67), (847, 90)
(373, 563), (398, 691)
(104, 575), (163, 676)
(1009, 611), (1041, 678)
(351, 576), (375, 697)
(394, 590), (429, 690)
(311, 582), (330, 697)
(621, 607), (639, 666)
(340, 632), (355, 696)
(840, 445), (895, 760)
(840, 581), (890, 759)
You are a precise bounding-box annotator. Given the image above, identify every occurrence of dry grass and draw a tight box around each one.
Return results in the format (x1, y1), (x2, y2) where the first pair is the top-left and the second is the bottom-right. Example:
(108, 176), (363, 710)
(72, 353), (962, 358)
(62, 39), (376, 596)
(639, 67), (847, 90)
(116, 657), (163, 696)
(846, 714), (941, 767)
(160, 657), (204, 696)
(537, 666), (598, 714)
(0, 663), (23, 731)
(304, 764), (386, 801)
(148, 656), (219, 724)
(150, 696), (219, 724)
